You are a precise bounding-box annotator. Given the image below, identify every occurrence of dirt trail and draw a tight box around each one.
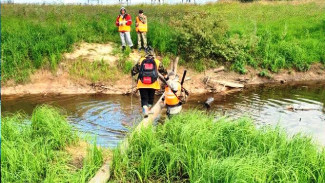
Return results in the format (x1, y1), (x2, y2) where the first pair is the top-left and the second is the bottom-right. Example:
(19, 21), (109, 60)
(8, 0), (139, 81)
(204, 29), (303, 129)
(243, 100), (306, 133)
(2, 42), (325, 96)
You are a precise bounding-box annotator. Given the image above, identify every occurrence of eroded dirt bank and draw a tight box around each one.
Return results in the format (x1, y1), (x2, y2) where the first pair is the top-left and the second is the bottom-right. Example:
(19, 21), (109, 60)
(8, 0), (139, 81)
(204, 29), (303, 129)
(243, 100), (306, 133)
(2, 42), (325, 96)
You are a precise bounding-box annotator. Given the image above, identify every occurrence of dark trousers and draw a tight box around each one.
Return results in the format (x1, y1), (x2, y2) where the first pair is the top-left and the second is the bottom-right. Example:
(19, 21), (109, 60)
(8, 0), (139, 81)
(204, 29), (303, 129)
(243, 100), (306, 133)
(139, 88), (155, 107)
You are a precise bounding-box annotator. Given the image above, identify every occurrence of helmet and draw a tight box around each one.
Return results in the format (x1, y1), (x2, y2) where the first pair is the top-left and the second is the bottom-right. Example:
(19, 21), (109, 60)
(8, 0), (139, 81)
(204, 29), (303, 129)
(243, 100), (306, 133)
(120, 7), (126, 13)
(169, 80), (179, 92)
(168, 71), (179, 81)
(145, 46), (155, 57)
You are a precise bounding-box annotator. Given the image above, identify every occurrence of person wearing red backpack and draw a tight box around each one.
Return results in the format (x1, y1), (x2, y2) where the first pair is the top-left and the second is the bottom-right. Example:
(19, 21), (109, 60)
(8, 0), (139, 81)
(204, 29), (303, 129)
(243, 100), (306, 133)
(131, 48), (167, 117)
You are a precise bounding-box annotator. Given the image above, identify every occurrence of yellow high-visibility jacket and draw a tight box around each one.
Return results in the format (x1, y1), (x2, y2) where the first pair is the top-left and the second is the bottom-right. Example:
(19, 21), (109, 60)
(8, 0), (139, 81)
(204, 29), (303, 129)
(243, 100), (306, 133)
(116, 15), (131, 32)
(136, 16), (147, 32)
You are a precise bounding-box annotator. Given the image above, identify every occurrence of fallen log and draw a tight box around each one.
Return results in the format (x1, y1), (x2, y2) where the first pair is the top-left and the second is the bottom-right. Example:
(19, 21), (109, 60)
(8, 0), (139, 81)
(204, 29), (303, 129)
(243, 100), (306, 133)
(210, 79), (244, 88)
(286, 105), (319, 111)
(213, 66), (225, 73)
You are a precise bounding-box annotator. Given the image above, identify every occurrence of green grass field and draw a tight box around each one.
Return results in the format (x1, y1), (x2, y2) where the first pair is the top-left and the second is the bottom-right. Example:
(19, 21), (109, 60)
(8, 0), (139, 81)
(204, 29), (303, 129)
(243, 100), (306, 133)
(1, 105), (104, 182)
(2, 1), (325, 82)
(112, 111), (325, 182)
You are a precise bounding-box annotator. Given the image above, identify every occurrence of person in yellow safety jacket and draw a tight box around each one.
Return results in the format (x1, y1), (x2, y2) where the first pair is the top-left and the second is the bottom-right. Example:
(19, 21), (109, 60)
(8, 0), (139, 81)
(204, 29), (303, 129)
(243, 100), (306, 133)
(131, 48), (167, 117)
(135, 10), (148, 51)
(163, 73), (187, 118)
(115, 7), (134, 51)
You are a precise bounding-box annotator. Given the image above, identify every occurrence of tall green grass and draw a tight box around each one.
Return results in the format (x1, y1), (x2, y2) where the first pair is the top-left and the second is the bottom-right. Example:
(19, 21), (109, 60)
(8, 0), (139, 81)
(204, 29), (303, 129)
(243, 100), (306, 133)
(112, 111), (325, 182)
(2, 1), (325, 82)
(69, 59), (119, 82)
(1, 105), (104, 182)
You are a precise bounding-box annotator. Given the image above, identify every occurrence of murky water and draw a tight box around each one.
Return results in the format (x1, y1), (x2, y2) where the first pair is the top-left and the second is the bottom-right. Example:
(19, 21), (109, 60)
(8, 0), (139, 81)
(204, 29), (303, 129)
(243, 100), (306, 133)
(2, 81), (325, 147)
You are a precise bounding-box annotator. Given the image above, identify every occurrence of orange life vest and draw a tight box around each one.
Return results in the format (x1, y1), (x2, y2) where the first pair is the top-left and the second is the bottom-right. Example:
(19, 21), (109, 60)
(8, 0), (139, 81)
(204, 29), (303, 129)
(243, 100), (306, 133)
(137, 58), (160, 89)
(118, 16), (131, 32)
(165, 82), (182, 106)
(136, 16), (147, 32)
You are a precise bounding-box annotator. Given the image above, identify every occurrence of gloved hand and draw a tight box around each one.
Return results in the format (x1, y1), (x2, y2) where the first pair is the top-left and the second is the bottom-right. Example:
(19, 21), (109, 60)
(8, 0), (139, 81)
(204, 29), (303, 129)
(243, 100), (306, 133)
(169, 81), (178, 92)
(131, 70), (136, 76)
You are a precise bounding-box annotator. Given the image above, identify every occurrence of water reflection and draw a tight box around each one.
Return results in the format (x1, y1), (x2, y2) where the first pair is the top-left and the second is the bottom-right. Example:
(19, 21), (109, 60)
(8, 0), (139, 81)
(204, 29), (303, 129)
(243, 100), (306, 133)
(187, 81), (325, 146)
(2, 94), (143, 147)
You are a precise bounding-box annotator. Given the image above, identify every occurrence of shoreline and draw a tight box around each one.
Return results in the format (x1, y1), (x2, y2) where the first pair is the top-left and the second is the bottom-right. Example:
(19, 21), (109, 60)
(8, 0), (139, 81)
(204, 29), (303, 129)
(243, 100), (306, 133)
(2, 64), (325, 97)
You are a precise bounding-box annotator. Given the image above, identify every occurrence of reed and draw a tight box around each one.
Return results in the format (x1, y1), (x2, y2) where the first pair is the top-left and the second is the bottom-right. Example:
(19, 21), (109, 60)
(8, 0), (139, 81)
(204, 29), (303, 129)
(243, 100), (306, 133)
(112, 111), (325, 182)
(1, 105), (104, 182)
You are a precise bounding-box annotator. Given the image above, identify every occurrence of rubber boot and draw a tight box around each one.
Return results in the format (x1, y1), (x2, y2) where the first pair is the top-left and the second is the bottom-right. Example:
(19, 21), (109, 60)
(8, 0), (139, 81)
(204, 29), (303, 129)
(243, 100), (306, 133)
(148, 104), (154, 114)
(122, 46), (126, 52)
(142, 105), (149, 118)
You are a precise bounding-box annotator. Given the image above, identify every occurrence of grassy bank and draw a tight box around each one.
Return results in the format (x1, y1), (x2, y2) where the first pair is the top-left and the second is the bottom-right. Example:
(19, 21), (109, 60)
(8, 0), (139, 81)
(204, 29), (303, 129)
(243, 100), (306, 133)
(2, 1), (325, 82)
(112, 111), (325, 182)
(1, 105), (103, 182)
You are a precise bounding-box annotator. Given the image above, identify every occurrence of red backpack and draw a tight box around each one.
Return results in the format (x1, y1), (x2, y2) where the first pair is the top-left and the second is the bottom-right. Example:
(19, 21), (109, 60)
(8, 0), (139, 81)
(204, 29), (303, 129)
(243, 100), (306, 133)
(138, 57), (158, 84)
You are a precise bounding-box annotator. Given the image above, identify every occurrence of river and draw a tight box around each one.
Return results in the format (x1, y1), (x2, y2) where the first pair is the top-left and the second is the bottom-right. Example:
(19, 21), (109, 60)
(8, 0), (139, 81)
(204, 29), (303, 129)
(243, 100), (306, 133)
(2, 81), (325, 147)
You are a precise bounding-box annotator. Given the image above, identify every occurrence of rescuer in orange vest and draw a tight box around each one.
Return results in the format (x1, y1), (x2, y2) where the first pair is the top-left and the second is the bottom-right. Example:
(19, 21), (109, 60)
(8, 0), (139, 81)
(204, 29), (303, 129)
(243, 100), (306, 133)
(135, 10), (148, 52)
(162, 72), (188, 118)
(115, 7), (134, 51)
(131, 48), (167, 117)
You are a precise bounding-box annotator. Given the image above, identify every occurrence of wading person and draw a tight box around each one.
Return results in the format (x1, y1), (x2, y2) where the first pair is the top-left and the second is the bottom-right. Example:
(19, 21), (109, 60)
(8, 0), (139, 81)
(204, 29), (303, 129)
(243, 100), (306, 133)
(115, 7), (133, 51)
(135, 9), (148, 51)
(131, 48), (167, 117)
(162, 72), (188, 118)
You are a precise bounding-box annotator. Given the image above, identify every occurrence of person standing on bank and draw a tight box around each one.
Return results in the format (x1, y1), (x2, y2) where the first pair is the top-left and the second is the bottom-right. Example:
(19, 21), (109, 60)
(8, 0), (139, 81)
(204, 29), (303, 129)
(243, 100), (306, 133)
(135, 9), (148, 52)
(131, 48), (167, 117)
(116, 7), (134, 51)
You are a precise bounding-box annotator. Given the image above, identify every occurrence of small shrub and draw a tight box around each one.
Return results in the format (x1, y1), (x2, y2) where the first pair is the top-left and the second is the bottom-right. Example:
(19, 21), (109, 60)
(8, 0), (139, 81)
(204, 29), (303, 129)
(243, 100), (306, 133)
(123, 60), (133, 74)
(259, 69), (271, 79)
(321, 54), (325, 66)
(194, 59), (206, 72)
(161, 56), (171, 68)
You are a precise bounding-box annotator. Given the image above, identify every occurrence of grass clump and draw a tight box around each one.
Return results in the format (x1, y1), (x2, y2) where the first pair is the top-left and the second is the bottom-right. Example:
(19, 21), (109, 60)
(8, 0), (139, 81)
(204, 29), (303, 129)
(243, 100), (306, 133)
(161, 55), (171, 68)
(112, 111), (325, 182)
(259, 69), (272, 79)
(121, 60), (134, 74)
(1, 105), (104, 182)
(69, 59), (118, 82)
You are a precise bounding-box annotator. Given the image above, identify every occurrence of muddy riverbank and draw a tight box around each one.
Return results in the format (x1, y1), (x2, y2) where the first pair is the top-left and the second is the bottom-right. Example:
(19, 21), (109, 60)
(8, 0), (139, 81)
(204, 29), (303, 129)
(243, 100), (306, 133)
(2, 63), (325, 96)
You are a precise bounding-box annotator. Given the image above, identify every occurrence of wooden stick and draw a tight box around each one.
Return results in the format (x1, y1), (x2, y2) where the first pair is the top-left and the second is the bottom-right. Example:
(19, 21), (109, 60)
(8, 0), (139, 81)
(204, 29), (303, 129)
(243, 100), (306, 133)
(172, 56), (179, 73)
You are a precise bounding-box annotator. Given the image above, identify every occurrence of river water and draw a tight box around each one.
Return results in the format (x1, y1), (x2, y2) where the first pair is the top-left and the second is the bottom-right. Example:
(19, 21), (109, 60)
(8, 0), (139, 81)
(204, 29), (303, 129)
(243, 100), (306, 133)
(2, 81), (325, 147)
